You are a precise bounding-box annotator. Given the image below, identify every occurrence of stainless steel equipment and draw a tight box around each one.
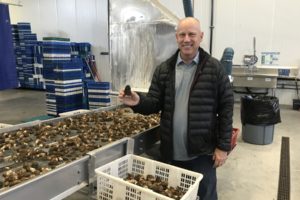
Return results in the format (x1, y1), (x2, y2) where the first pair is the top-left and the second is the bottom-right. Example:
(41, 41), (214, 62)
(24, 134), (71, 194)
(232, 66), (278, 89)
(110, 0), (179, 91)
(243, 37), (258, 66)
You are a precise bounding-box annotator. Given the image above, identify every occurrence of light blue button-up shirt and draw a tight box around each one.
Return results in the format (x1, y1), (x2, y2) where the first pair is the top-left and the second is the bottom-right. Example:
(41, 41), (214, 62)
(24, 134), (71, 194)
(173, 51), (199, 161)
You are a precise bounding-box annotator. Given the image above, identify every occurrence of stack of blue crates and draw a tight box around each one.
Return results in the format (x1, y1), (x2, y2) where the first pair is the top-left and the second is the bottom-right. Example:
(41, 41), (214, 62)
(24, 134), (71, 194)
(70, 42), (91, 58)
(71, 42), (93, 109)
(11, 24), (24, 85)
(70, 42), (93, 81)
(43, 37), (83, 116)
(11, 22), (45, 89)
(33, 41), (45, 89)
(77, 42), (91, 56)
(78, 43), (92, 81)
(85, 81), (111, 109)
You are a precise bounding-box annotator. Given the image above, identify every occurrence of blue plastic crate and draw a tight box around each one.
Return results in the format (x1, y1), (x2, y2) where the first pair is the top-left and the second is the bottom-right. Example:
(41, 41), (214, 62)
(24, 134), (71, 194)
(54, 82), (83, 89)
(54, 61), (83, 70)
(43, 57), (72, 62)
(23, 33), (37, 41)
(55, 87), (83, 94)
(54, 70), (83, 80)
(43, 48), (71, 54)
(56, 95), (83, 104)
(86, 81), (110, 90)
(43, 41), (71, 48)
(17, 22), (31, 32)
(278, 69), (290, 77)
(77, 42), (91, 56)
(88, 97), (111, 103)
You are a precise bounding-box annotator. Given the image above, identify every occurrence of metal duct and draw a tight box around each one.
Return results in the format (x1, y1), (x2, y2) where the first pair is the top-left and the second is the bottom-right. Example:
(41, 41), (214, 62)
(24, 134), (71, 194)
(220, 47), (234, 76)
(110, 0), (179, 91)
(182, 0), (193, 17)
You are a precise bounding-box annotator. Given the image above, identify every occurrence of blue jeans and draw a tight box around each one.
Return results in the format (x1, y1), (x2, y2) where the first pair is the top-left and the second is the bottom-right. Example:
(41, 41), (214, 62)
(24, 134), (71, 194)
(171, 155), (217, 200)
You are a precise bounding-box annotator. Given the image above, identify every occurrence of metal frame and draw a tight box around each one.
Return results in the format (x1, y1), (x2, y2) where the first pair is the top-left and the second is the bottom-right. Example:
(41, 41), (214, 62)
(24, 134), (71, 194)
(0, 107), (159, 200)
(0, 156), (89, 200)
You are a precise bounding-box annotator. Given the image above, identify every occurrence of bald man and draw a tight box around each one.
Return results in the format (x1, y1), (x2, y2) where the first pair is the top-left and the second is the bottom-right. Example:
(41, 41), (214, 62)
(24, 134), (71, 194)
(119, 17), (234, 200)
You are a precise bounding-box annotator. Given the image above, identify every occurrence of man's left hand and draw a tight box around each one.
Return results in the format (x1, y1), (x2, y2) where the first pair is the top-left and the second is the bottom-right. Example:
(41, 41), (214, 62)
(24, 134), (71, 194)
(213, 148), (228, 168)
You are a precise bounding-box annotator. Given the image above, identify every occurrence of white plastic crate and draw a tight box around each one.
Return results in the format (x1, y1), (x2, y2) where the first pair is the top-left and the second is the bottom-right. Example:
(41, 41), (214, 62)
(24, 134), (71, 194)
(95, 154), (203, 200)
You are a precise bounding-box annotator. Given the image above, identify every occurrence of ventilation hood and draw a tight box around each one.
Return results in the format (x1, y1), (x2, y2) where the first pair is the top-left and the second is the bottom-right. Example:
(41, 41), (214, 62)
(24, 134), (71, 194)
(110, 0), (179, 91)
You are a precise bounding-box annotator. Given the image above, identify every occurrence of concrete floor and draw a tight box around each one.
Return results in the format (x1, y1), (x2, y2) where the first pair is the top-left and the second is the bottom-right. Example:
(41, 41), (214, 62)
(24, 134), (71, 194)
(0, 89), (299, 200)
(0, 89), (47, 124)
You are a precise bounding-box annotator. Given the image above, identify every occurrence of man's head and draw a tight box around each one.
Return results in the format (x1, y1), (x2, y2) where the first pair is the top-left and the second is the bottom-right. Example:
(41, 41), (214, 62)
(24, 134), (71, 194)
(176, 17), (203, 62)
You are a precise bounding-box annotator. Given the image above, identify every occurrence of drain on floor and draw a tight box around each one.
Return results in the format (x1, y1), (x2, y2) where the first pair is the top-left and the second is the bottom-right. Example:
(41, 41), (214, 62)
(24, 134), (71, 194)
(277, 137), (290, 200)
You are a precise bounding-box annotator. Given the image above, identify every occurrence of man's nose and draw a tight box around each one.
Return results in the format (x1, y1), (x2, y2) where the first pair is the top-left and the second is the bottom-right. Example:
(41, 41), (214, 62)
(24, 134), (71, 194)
(183, 35), (191, 41)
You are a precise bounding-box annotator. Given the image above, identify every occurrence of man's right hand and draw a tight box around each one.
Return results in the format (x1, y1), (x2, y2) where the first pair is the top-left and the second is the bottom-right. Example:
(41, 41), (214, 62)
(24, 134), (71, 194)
(118, 90), (140, 106)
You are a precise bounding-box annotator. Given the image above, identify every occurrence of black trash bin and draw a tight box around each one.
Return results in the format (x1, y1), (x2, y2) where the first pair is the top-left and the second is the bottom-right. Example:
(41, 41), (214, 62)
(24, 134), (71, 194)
(241, 95), (281, 145)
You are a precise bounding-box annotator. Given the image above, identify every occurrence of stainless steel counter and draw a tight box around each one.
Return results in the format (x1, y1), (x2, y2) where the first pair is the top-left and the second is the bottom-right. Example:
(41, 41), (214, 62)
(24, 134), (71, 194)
(232, 66), (278, 89)
(232, 65), (299, 89)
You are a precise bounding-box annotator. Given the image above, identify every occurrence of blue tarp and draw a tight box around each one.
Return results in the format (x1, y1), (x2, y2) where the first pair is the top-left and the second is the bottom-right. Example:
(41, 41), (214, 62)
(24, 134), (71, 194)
(0, 4), (18, 90)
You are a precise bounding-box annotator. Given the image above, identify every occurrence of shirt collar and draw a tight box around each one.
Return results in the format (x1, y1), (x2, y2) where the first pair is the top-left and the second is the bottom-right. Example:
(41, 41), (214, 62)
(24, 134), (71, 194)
(176, 51), (200, 66)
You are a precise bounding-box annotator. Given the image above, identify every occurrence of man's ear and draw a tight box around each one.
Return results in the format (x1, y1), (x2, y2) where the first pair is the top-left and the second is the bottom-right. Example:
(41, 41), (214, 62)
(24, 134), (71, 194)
(200, 32), (204, 41)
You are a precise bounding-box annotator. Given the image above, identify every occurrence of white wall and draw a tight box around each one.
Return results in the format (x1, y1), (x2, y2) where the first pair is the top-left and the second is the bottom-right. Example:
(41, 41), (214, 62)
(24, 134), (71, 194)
(159, 0), (300, 105)
(7, 0), (300, 104)
(10, 0), (300, 72)
(9, 0), (110, 81)
(160, 0), (300, 66)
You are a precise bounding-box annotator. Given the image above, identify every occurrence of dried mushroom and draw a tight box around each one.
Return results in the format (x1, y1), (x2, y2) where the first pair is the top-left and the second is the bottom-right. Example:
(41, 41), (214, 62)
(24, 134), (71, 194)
(124, 173), (186, 200)
(0, 108), (160, 188)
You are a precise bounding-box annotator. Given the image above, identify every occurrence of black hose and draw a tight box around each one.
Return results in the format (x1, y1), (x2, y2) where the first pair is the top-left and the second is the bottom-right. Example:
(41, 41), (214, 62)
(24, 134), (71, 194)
(182, 0), (193, 17)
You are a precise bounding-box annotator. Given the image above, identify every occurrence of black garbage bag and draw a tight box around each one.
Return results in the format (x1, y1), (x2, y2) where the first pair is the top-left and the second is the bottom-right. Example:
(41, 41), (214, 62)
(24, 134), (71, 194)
(241, 95), (281, 125)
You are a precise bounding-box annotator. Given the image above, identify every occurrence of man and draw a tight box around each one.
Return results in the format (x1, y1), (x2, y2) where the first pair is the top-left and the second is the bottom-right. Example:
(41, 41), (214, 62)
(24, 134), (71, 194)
(119, 17), (234, 200)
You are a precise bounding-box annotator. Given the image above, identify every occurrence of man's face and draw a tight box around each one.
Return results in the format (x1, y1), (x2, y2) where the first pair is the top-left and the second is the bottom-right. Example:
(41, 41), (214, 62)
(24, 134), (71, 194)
(176, 21), (203, 61)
